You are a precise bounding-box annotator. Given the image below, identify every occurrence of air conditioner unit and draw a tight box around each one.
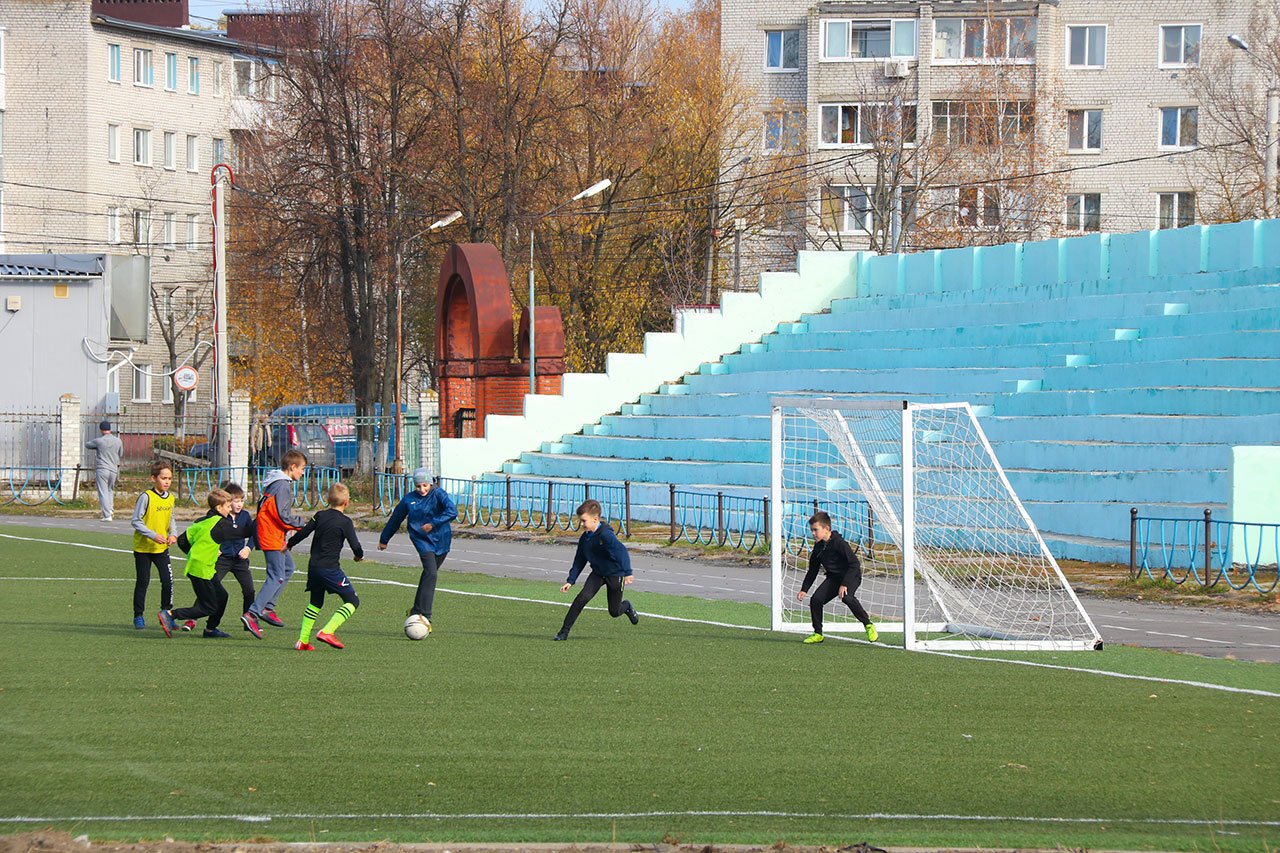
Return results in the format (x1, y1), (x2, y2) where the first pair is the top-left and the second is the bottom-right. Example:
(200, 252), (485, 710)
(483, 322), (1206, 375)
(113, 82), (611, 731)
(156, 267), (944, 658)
(884, 59), (911, 78)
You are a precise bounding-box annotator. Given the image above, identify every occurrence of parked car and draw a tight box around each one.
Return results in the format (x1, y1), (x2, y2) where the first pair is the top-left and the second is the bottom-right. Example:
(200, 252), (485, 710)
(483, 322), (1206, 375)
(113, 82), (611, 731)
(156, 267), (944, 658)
(269, 403), (404, 472)
(190, 418), (337, 470)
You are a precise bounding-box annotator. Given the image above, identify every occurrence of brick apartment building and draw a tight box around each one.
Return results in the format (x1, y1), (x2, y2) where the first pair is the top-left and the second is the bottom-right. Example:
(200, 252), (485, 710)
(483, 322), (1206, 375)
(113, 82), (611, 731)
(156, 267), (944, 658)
(0, 0), (275, 416)
(721, 0), (1266, 271)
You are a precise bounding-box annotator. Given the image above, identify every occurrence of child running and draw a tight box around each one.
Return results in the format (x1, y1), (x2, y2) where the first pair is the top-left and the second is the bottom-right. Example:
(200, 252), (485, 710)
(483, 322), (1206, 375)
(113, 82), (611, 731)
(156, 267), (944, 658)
(129, 461), (177, 629)
(553, 499), (639, 640)
(247, 449), (309, 629)
(158, 488), (239, 638)
(288, 483), (364, 650)
(797, 511), (878, 644)
(214, 481), (261, 639)
(378, 467), (456, 636)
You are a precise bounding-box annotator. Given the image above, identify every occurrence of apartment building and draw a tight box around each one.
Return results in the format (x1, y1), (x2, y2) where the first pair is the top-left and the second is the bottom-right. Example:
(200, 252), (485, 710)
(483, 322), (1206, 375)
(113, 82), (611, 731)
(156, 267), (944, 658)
(722, 0), (1264, 261)
(0, 0), (273, 415)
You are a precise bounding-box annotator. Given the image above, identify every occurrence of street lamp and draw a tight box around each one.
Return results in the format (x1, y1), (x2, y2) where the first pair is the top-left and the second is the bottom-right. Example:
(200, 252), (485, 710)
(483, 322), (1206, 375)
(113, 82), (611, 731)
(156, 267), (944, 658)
(1227, 34), (1280, 216)
(527, 179), (611, 394)
(392, 209), (463, 474)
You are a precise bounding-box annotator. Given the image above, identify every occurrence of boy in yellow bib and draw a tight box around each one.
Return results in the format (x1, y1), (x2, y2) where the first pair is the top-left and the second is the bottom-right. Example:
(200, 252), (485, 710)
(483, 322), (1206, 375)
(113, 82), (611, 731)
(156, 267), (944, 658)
(130, 461), (178, 630)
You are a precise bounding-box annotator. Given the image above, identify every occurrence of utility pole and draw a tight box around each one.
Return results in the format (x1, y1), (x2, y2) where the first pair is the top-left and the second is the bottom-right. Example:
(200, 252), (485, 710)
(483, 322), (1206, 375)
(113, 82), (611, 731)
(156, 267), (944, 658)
(211, 164), (233, 469)
(733, 218), (744, 292)
(1266, 88), (1280, 216)
(703, 195), (719, 304)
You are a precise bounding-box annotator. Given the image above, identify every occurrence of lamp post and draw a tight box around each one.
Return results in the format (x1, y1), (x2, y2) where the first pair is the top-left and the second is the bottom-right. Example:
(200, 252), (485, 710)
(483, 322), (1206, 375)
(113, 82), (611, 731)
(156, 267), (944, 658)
(393, 210), (462, 474)
(527, 179), (611, 394)
(1227, 34), (1280, 216)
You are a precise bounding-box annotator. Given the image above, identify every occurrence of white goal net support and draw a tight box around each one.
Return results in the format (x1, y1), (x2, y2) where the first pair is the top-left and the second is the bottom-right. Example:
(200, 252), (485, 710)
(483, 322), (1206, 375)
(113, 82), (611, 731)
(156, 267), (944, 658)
(771, 398), (1102, 651)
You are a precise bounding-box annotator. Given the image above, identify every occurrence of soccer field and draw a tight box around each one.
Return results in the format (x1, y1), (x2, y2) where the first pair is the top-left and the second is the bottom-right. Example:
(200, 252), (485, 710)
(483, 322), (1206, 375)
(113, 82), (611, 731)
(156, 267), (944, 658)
(1, 523), (1277, 852)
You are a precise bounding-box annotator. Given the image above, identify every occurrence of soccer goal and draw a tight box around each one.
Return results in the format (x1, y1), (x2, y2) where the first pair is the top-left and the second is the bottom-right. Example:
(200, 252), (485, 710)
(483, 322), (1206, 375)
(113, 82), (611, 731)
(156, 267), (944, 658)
(771, 398), (1102, 652)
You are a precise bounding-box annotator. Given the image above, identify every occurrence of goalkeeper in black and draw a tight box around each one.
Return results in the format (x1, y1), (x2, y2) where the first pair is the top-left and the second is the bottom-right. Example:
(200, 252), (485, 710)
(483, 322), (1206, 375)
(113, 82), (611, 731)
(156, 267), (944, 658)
(798, 511), (878, 644)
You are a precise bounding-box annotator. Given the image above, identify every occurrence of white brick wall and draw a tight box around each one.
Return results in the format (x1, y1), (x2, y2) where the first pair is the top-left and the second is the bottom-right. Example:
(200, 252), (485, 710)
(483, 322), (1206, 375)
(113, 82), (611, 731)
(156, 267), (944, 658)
(722, 0), (1265, 256)
(0, 5), (243, 412)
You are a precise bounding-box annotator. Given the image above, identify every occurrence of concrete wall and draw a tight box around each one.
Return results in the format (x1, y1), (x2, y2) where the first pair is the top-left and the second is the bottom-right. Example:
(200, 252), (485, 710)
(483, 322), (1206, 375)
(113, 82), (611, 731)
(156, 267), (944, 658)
(1229, 446), (1280, 566)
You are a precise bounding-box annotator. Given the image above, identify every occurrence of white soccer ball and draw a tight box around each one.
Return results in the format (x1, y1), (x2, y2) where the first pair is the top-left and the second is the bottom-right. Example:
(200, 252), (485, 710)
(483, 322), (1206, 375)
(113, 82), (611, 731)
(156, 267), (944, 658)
(404, 614), (431, 641)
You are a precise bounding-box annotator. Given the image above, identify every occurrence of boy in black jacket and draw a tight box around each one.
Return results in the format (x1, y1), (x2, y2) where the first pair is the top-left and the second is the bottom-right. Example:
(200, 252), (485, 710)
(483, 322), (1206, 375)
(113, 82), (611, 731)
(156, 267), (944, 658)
(798, 511), (878, 644)
(553, 499), (638, 640)
(213, 481), (260, 638)
(287, 483), (364, 650)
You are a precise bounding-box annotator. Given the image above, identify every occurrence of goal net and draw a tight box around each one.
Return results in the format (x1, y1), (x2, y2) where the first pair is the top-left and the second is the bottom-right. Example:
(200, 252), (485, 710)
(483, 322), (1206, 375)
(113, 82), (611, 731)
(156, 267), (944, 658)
(771, 398), (1101, 651)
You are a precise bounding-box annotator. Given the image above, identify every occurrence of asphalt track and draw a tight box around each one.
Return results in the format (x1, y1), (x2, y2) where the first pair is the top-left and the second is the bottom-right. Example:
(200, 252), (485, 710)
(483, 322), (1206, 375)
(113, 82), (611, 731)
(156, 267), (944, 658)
(2, 514), (1278, 662)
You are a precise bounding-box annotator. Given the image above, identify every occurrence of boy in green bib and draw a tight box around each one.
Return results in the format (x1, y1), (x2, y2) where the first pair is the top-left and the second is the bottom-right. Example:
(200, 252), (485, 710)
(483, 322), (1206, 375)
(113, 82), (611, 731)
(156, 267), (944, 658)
(158, 488), (240, 638)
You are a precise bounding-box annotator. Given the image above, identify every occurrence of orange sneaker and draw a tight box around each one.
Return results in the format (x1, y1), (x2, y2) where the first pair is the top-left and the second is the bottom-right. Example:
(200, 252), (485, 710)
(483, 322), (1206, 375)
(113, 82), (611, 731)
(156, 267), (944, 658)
(316, 632), (344, 649)
(295, 641), (315, 651)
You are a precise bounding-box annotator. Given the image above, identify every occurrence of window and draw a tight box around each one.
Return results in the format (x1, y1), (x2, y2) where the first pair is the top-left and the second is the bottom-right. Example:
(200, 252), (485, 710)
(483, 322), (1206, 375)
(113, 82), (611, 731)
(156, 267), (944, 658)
(133, 48), (153, 86)
(132, 128), (151, 165)
(107, 207), (121, 244)
(163, 131), (175, 169)
(1065, 193), (1101, 231)
(934, 17), (1036, 61)
(186, 134), (198, 171)
(163, 212), (176, 249)
(234, 59), (253, 96)
(932, 100), (1032, 145)
(107, 124), (119, 162)
(1160, 24), (1201, 67)
(212, 137), (225, 165)
(186, 213), (198, 250)
(765, 30), (800, 71)
(188, 57), (200, 94)
(957, 187), (1001, 227)
(164, 52), (177, 91)
(108, 43), (121, 82)
(132, 363), (152, 403)
(106, 367), (119, 396)
(133, 209), (150, 245)
(212, 61), (223, 95)
(821, 102), (917, 147)
(821, 19), (916, 60)
(1160, 106), (1198, 148)
(162, 371), (174, 404)
(1067, 25), (1106, 67)
(763, 111), (803, 152)
(1158, 192), (1195, 228)
(1067, 109), (1102, 152)
(821, 185), (917, 235)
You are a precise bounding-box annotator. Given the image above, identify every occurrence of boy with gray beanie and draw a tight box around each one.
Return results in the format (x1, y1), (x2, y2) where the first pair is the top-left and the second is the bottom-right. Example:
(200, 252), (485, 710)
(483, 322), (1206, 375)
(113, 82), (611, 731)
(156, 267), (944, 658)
(378, 467), (457, 635)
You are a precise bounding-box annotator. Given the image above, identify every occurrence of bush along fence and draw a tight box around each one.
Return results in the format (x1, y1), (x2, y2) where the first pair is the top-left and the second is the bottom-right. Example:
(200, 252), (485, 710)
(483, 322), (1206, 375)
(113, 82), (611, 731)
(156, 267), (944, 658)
(1130, 508), (1280, 594)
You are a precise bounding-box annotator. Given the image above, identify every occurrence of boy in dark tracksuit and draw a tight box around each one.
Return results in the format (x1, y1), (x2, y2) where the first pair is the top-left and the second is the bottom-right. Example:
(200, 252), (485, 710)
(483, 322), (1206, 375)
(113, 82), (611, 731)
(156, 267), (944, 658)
(213, 481), (260, 638)
(798, 510), (878, 644)
(288, 483), (364, 650)
(554, 499), (639, 640)
(158, 489), (240, 638)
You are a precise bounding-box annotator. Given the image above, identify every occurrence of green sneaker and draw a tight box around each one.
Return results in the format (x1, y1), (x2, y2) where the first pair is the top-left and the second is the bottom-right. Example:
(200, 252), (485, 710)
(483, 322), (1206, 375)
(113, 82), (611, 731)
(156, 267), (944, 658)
(865, 623), (879, 643)
(802, 633), (824, 644)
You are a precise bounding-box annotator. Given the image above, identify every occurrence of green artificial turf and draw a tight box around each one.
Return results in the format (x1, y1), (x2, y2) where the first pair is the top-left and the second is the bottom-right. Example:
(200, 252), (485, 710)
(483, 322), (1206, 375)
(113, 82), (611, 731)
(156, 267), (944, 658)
(0, 523), (1277, 851)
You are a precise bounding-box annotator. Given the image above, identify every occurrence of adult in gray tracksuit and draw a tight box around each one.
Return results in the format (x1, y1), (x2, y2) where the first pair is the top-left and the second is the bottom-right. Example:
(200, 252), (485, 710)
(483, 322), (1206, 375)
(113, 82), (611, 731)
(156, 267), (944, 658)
(248, 457), (308, 627)
(85, 421), (124, 521)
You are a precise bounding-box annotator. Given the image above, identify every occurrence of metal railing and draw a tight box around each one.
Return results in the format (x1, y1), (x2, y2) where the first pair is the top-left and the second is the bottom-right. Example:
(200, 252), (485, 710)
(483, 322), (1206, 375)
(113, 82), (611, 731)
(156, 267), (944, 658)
(0, 467), (70, 507)
(1130, 508), (1280, 594)
(174, 465), (342, 510)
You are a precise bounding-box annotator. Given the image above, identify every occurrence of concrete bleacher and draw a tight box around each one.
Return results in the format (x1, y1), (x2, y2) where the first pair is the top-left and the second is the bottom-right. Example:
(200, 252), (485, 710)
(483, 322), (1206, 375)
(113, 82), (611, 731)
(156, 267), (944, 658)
(497, 220), (1280, 563)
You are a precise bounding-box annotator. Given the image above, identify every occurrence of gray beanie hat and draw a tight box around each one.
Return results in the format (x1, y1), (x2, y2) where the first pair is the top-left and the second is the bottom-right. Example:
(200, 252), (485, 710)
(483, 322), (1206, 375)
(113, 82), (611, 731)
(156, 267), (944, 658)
(412, 467), (434, 485)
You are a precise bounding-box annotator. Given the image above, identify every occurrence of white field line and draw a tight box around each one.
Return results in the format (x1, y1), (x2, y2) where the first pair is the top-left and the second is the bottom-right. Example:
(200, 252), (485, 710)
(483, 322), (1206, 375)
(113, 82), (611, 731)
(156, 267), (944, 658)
(0, 810), (1277, 828)
(2, 532), (1277, 699)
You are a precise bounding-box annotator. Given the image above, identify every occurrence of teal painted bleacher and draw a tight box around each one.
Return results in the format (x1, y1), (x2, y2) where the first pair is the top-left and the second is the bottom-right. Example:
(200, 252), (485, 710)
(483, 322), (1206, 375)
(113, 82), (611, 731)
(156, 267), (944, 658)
(503, 220), (1280, 562)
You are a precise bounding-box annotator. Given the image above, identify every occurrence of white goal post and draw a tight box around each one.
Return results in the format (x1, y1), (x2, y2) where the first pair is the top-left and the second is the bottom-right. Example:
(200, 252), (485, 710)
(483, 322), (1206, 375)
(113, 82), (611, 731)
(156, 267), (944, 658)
(770, 398), (1103, 652)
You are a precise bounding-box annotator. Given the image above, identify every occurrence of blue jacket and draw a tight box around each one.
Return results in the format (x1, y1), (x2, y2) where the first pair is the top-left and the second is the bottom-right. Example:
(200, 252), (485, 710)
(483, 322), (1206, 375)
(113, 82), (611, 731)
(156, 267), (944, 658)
(566, 521), (632, 584)
(218, 509), (256, 557)
(380, 486), (457, 556)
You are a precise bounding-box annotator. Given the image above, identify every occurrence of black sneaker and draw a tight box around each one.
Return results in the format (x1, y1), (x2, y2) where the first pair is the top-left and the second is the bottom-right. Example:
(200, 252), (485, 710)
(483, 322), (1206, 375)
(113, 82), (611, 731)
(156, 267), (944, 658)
(203, 628), (230, 638)
(625, 602), (639, 625)
(552, 631), (569, 641)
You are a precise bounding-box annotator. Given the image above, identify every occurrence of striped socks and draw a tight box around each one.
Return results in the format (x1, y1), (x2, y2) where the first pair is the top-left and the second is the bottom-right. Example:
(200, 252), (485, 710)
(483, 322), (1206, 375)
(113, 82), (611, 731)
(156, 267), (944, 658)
(321, 603), (356, 635)
(299, 604), (320, 645)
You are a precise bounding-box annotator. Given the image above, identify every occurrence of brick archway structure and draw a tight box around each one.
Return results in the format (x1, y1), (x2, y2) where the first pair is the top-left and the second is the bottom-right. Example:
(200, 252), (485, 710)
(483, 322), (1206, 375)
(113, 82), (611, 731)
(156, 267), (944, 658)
(437, 244), (564, 439)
